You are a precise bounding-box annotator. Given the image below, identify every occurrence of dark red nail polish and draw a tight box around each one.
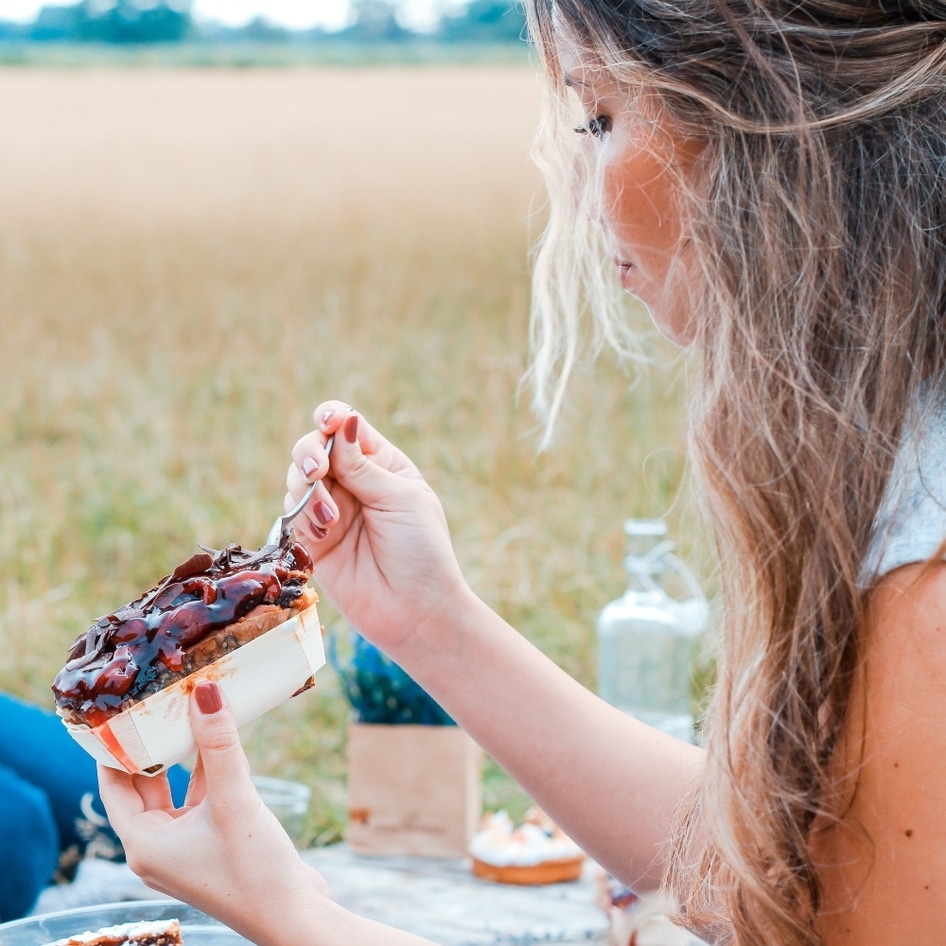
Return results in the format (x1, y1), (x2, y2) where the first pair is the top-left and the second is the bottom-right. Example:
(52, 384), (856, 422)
(314, 500), (334, 525)
(312, 525), (329, 540)
(344, 414), (359, 443)
(195, 681), (222, 715)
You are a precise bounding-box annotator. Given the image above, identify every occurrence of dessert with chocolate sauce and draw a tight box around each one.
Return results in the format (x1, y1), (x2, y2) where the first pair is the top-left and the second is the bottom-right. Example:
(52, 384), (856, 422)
(53, 534), (318, 729)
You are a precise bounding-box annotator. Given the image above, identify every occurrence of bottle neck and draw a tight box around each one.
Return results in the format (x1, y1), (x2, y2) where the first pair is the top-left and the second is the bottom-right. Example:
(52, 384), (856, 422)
(624, 540), (707, 609)
(623, 539), (675, 594)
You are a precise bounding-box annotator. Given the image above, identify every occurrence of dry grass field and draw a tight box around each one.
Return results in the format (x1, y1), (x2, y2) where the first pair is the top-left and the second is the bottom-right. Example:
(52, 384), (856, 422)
(0, 65), (698, 842)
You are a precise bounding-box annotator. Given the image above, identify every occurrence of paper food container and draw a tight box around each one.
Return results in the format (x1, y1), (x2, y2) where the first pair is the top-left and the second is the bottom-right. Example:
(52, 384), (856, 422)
(62, 603), (325, 777)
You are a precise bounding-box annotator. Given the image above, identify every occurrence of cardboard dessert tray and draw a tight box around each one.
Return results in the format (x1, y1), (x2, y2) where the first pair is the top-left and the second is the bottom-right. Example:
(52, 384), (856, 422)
(62, 603), (324, 776)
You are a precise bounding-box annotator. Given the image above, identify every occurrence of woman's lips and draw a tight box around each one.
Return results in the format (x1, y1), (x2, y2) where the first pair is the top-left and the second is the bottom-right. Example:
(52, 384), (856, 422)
(614, 258), (639, 293)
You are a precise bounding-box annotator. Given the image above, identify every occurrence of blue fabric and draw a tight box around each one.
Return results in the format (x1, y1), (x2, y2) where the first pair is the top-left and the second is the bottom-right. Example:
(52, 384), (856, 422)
(0, 693), (191, 920)
(0, 763), (59, 922)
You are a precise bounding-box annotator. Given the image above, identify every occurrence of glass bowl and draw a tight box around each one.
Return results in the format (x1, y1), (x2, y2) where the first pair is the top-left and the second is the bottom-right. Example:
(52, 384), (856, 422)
(0, 900), (248, 945)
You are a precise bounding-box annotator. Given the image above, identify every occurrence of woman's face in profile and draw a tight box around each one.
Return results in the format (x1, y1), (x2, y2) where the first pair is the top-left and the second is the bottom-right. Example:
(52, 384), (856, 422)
(560, 41), (701, 346)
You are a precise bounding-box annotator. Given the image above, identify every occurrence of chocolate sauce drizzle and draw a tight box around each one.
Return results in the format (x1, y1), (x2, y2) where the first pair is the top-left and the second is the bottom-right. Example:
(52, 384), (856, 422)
(52, 535), (313, 727)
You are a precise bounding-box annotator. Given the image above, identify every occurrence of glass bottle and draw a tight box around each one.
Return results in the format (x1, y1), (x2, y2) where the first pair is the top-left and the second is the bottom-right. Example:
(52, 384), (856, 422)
(596, 519), (708, 743)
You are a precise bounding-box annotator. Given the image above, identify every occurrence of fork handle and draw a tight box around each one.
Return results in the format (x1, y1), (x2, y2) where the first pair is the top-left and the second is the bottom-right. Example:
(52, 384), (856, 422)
(266, 435), (335, 546)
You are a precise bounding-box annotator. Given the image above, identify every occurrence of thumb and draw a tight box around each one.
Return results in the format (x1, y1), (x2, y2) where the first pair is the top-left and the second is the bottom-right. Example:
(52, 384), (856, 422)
(189, 682), (252, 805)
(330, 411), (419, 506)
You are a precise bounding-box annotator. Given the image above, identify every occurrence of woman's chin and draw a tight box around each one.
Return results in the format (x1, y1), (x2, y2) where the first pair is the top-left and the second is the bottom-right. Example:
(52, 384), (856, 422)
(643, 299), (695, 348)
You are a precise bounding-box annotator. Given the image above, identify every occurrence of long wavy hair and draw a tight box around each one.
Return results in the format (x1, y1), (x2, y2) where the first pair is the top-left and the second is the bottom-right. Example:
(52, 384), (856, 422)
(523, 1), (946, 943)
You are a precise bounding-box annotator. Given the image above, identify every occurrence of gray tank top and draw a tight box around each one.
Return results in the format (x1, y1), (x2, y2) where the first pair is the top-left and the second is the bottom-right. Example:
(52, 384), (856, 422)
(863, 397), (946, 581)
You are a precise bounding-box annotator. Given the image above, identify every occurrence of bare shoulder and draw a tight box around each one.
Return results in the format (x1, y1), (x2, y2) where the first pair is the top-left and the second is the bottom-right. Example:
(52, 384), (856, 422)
(815, 562), (946, 944)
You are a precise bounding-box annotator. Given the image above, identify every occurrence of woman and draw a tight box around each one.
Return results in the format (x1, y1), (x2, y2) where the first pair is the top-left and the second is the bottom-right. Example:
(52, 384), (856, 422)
(99, 1), (946, 943)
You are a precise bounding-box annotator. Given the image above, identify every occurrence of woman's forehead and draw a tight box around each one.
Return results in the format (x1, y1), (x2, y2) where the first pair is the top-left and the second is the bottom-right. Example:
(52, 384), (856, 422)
(556, 31), (615, 89)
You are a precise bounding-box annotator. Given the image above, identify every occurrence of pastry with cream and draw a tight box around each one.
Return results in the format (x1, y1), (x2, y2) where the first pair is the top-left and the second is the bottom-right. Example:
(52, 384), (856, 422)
(468, 808), (586, 885)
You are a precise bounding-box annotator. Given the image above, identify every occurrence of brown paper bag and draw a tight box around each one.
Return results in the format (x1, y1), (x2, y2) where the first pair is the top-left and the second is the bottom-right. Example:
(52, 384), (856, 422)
(346, 722), (483, 857)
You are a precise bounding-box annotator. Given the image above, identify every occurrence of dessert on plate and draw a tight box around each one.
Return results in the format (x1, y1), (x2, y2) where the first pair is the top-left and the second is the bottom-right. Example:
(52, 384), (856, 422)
(468, 808), (586, 885)
(51, 533), (324, 776)
(51, 918), (183, 946)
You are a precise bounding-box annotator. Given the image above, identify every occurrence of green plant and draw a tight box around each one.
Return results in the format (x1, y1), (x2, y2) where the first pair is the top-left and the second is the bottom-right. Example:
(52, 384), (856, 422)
(328, 627), (454, 726)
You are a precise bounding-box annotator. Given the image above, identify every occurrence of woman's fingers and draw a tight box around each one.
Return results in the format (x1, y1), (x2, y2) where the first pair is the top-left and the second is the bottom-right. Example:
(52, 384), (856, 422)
(283, 478), (338, 537)
(291, 431), (335, 485)
(188, 682), (254, 818)
(131, 772), (175, 811)
(287, 404), (408, 538)
(327, 410), (423, 506)
(98, 763), (147, 824)
(183, 754), (207, 807)
(308, 403), (414, 475)
(288, 419), (345, 532)
(313, 400), (354, 436)
(291, 399), (356, 482)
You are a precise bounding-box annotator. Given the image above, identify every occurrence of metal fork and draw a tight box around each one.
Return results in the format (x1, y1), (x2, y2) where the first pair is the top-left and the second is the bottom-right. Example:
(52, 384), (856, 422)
(265, 435), (334, 546)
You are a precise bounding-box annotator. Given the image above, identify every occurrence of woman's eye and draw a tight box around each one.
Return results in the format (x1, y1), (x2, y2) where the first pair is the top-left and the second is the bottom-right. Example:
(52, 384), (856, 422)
(574, 115), (612, 138)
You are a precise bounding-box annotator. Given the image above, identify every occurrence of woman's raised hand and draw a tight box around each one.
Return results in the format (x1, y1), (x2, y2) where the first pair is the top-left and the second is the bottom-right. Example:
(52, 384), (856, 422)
(287, 401), (472, 655)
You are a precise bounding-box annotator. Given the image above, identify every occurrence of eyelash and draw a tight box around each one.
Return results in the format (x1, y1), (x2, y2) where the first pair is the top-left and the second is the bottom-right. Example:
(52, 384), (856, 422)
(574, 115), (612, 138)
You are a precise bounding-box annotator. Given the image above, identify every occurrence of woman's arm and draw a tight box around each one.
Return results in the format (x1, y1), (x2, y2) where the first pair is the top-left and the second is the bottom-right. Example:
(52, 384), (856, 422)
(290, 403), (703, 890)
(401, 588), (703, 889)
(814, 562), (946, 943)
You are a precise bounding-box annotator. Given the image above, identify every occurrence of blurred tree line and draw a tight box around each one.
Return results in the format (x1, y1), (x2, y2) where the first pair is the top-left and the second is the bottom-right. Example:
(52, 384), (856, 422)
(0, 0), (527, 46)
(7, 1), (190, 43)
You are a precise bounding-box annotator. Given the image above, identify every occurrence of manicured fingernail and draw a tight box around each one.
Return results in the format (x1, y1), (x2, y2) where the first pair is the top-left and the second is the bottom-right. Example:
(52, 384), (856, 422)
(195, 681), (222, 715)
(314, 500), (334, 525)
(312, 525), (329, 540)
(321, 410), (335, 427)
(344, 413), (359, 443)
(302, 456), (318, 477)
